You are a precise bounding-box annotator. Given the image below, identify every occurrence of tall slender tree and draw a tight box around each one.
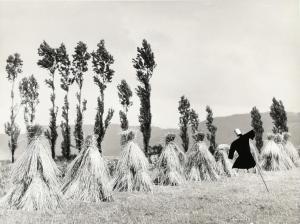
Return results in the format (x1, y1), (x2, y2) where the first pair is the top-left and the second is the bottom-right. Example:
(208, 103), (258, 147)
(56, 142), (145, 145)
(206, 106), (217, 154)
(19, 75), (40, 140)
(250, 106), (264, 152)
(117, 79), (133, 131)
(57, 43), (73, 160)
(132, 39), (156, 157)
(72, 41), (90, 152)
(270, 97), (288, 134)
(37, 41), (59, 159)
(91, 40), (115, 152)
(178, 96), (191, 152)
(189, 108), (200, 134)
(4, 53), (23, 163)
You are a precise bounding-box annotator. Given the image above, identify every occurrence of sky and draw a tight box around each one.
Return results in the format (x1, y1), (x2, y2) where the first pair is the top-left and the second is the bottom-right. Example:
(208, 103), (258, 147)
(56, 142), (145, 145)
(0, 0), (299, 133)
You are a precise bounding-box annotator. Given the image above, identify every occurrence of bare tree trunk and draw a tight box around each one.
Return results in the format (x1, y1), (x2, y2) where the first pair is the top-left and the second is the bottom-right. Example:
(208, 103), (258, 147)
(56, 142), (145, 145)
(11, 150), (15, 163)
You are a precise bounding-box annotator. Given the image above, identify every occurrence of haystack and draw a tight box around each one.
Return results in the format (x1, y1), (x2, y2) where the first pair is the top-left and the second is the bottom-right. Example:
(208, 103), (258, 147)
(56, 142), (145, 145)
(283, 132), (300, 167)
(214, 144), (236, 177)
(274, 134), (295, 170)
(185, 132), (219, 181)
(112, 130), (152, 192)
(260, 134), (286, 171)
(217, 144), (230, 154)
(155, 134), (185, 185)
(62, 135), (112, 202)
(0, 125), (63, 211)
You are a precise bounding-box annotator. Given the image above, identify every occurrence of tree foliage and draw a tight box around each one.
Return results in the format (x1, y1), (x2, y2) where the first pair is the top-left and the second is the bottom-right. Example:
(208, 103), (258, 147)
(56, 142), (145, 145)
(189, 108), (200, 134)
(250, 106), (264, 152)
(178, 95), (191, 153)
(117, 79), (133, 131)
(19, 75), (40, 140)
(206, 106), (217, 154)
(57, 43), (73, 160)
(132, 39), (156, 157)
(4, 53), (23, 163)
(37, 41), (58, 159)
(270, 97), (288, 134)
(91, 40), (115, 152)
(148, 144), (163, 156)
(72, 41), (90, 151)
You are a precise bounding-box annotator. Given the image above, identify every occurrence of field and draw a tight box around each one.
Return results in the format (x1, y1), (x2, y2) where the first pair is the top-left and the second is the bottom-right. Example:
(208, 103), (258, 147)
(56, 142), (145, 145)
(0, 162), (299, 224)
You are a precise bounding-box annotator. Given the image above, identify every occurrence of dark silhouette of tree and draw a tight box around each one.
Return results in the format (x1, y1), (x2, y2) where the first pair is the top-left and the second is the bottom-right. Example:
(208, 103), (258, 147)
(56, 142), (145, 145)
(189, 108), (200, 134)
(250, 106), (264, 152)
(148, 144), (163, 156)
(270, 97), (288, 134)
(4, 53), (23, 163)
(132, 39), (156, 157)
(206, 106), (217, 154)
(37, 41), (59, 159)
(91, 40), (115, 153)
(57, 43), (74, 160)
(19, 75), (39, 141)
(178, 96), (191, 152)
(72, 41), (90, 152)
(117, 79), (133, 131)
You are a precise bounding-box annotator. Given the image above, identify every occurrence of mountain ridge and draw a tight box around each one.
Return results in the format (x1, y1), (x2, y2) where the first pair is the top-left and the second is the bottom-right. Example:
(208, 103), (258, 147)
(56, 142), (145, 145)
(0, 112), (299, 160)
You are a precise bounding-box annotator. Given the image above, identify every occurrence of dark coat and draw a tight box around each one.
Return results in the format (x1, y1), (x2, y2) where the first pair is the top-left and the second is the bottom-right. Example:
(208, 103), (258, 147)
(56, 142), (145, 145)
(228, 130), (256, 169)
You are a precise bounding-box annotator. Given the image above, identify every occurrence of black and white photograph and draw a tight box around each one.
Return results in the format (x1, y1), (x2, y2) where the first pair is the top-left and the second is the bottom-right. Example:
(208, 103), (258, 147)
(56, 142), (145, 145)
(0, 0), (299, 223)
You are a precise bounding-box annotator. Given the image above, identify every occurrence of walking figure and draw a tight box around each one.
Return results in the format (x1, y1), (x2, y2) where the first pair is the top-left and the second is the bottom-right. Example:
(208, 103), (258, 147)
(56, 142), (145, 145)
(229, 128), (269, 192)
(229, 129), (256, 169)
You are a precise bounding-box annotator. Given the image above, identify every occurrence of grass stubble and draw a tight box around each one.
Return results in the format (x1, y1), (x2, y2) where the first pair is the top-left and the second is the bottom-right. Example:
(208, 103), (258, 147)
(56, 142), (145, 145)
(0, 161), (299, 224)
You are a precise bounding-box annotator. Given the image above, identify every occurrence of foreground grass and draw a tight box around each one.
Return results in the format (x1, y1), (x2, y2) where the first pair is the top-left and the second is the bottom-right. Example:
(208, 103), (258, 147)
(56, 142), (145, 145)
(0, 164), (299, 224)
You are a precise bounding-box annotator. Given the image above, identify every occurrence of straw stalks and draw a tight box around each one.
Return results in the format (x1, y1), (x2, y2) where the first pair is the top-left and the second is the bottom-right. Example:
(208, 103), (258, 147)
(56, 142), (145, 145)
(0, 133), (63, 211)
(62, 135), (112, 202)
(283, 132), (300, 167)
(260, 134), (286, 171)
(185, 141), (219, 181)
(215, 145), (236, 177)
(155, 134), (185, 185)
(113, 130), (152, 192)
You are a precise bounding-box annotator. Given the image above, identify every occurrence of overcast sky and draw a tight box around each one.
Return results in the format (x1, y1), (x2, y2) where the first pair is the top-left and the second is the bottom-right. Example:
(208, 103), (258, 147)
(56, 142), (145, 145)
(0, 0), (299, 133)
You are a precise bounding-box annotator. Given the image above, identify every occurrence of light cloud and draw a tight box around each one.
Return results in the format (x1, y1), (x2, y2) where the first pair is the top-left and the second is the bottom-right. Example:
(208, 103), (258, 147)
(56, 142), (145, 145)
(0, 0), (299, 133)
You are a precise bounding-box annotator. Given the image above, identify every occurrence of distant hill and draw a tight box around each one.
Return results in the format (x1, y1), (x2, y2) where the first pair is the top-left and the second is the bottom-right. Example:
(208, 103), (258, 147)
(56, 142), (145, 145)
(0, 112), (299, 161)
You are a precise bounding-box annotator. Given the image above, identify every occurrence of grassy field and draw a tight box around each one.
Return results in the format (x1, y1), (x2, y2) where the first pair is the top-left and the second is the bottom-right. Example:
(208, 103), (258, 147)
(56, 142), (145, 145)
(0, 163), (299, 224)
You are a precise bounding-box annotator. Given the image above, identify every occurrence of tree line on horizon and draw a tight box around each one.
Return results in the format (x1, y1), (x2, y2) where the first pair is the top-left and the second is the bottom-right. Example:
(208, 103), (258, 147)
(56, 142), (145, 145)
(3, 40), (289, 163)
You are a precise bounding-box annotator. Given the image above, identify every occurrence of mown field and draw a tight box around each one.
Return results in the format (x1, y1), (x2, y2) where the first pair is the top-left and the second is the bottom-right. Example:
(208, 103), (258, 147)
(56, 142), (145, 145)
(0, 162), (299, 224)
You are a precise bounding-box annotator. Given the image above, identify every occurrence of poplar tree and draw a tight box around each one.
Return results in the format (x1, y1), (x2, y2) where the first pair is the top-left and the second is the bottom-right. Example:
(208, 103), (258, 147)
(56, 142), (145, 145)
(4, 53), (23, 163)
(19, 75), (40, 140)
(92, 40), (115, 153)
(178, 96), (191, 152)
(132, 39), (156, 157)
(57, 43), (73, 160)
(37, 41), (59, 159)
(117, 79), (133, 131)
(250, 106), (264, 152)
(72, 41), (90, 151)
(189, 108), (200, 134)
(206, 106), (217, 154)
(270, 97), (288, 134)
